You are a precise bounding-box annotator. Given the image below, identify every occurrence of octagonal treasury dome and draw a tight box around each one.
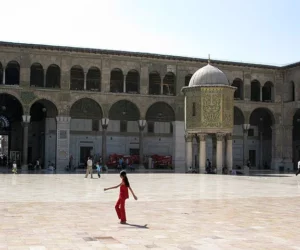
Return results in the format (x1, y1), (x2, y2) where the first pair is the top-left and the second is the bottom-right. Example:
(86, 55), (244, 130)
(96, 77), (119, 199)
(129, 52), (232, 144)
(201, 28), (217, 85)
(189, 63), (229, 87)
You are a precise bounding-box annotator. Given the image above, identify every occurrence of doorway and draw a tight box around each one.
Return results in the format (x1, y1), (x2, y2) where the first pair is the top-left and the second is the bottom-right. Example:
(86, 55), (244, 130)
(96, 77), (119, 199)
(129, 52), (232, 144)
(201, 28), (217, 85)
(80, 146), (93, 164)
(249, 150), (256, 167)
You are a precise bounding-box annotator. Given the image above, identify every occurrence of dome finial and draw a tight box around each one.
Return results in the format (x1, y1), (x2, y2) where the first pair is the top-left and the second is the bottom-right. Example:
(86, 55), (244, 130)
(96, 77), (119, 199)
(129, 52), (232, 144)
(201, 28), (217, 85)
(208, 54), (211, 64)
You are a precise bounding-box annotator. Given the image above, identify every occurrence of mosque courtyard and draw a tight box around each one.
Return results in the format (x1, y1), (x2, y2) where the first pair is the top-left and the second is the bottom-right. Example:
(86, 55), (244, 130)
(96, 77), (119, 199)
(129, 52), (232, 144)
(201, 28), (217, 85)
(0, 172), (300, 250)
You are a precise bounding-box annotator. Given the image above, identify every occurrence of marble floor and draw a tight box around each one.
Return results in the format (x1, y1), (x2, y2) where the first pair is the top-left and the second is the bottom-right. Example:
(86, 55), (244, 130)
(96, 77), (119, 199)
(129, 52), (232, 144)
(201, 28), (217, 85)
(1, 172), (300, 250)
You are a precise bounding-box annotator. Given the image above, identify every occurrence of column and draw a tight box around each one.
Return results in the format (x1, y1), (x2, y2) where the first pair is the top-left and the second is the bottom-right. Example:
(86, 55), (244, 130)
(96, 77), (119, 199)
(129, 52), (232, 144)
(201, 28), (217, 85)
(84, 71), (87, 90)
(243, 124), (250, 165)
(216, 133), (224, 173)
(22, 115), (31, 169)
(56, 116), (71, 170)
(259, 131), (263, 168)
(226, 133), (233, 173)
(283, 125), (293, 170)
(138, 120), (147, 168)
(198, 133), (207, 173)
(271, 124), (283, 170)
(2, 66), (5, 84)
(160, 78), (163, 95)
(123, 74), (127, 93)
(43, 69), (47, 87)
(172, 121), (186, 172)
(101, 118), (109, 167)
(260, 85), (263, 101)
(185, 133), (193, 171)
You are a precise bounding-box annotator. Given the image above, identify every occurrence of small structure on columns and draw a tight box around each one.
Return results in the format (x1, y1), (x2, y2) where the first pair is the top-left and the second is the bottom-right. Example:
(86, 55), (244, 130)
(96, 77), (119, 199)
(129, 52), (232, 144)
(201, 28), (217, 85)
(181, 58), (236, 173)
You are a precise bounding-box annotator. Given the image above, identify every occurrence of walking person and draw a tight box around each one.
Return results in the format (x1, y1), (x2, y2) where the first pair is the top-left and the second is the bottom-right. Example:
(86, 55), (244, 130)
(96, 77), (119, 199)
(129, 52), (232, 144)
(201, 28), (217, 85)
(104, 170), (138, 224)
(296, 159), (300, 176)
(96, 161), (102, 178)
(12, 161), (17, 174)
(85, 156), (93, 178)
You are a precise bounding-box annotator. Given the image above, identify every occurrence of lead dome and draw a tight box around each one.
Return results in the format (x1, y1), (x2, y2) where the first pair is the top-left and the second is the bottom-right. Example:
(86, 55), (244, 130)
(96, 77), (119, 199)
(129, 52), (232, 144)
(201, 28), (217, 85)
(188, 63), (229, 86)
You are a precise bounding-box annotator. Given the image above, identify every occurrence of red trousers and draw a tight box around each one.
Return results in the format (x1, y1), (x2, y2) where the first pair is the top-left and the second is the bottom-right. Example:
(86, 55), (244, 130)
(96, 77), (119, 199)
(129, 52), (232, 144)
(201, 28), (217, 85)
(115, 198), (126, 222)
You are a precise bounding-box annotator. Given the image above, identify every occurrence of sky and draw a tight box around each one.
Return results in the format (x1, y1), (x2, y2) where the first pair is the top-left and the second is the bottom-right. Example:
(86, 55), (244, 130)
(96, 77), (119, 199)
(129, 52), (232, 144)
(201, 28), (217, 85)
(0, 0), (299, 66)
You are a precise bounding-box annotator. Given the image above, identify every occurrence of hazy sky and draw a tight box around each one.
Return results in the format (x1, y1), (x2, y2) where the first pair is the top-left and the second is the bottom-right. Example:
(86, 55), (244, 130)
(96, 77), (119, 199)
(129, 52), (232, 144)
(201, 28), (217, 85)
(1, 0), (299, 65)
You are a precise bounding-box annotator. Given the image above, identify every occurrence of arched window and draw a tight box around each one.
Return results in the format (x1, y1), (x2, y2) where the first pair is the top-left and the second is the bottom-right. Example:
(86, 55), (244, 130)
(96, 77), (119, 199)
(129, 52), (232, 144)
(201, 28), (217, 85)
(30, 63), (44, 87)
(185, 74), (192, 87)
(149, 71), (161, 95)
(110, 68), (123, 93)
(126, 70), (139, 94)
(86, 67), (101, 91)
(163, 72), (175, 96)
(70, 66), (84, 90)
(250, 80), (260, 101)
(5, 61), (20, 85)
(262, 81), (274, 102)
(46, 64), (60, 88)
(232, 78), (243, 100)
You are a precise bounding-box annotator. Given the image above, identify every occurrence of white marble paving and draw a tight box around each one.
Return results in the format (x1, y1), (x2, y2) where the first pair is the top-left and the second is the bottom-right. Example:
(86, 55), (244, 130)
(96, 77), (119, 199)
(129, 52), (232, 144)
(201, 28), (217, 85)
(0, 173), (300, 249)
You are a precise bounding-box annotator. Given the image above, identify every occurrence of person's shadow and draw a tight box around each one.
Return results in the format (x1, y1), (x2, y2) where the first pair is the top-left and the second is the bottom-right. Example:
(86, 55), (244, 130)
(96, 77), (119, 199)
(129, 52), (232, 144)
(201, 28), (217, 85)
(123, 223), (148, 229)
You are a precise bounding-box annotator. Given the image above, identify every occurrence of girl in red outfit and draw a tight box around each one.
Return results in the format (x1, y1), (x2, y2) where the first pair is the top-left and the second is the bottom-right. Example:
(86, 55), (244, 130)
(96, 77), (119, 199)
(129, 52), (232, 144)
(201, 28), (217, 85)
(104, 170), (138, 224)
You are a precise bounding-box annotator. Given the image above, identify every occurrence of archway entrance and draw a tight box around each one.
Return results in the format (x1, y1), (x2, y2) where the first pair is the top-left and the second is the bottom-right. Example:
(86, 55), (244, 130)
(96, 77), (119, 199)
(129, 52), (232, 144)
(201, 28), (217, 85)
(70, 98), (103, 165)
(233, 107), (245, 166)
(30, 99), (58, 168)
(0, 94), (23, 167)
(292, 110), (300, 170)
(249, 108), (274, 169)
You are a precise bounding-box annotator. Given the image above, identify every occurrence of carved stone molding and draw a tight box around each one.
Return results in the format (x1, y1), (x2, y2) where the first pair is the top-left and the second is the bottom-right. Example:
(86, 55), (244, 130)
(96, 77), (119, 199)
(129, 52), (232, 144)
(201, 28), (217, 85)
(197, 133), (207, 141)
(185, 133), (193, 142)
(226, 133), (232, 140)
(216, 133), (225, 141)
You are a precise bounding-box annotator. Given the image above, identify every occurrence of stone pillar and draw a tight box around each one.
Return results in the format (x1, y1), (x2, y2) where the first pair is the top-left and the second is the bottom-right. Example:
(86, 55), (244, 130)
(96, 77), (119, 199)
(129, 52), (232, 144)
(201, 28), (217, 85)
(172, 121), (186, 172)
(260, 85), (263, 101)
(22, 115), (31, 169)
(101, 118), (109, 167)
(198, 133), (207, 173)
(160, 77), (163, 95)
(185, 133), (193, 171)
(216, 133), (224, 173)
(259, 131), (263, 168)
(243, 124), (250, 165)
(56, 116), (71, 170)
(226, 133), (233, 173)
(2, 66), (5, 84)
(43, 69), (47, 87)
(243, 74), (251, 101)
(83, 71), (87, 90)
(140, 63), (149, 95)
(283, 125), (293, 170)
(123, 74), (127, 93)
(138, 120), (147, 168)
(271, 124), (283, 170)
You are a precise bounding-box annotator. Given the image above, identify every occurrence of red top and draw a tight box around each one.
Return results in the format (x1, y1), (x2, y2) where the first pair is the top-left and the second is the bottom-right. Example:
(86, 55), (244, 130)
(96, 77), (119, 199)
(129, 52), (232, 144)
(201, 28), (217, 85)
(119, 183), (129, 199)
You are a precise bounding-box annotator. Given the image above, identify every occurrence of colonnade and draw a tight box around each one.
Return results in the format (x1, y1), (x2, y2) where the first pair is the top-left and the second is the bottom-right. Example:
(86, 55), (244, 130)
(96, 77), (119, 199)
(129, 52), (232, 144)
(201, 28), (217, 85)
(185, 132), (233, 173)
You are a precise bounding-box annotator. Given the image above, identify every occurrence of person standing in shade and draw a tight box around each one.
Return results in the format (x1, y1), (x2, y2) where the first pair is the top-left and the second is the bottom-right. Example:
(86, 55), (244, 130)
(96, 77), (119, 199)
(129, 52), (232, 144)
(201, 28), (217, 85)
(296, 159), (300, 176)
(85, 156), (93, 178)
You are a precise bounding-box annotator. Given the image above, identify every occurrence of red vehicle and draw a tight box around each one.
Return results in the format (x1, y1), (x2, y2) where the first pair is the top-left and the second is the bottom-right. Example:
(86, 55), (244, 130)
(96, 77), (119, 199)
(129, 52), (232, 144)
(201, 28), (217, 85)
(151, 155), (172, 169)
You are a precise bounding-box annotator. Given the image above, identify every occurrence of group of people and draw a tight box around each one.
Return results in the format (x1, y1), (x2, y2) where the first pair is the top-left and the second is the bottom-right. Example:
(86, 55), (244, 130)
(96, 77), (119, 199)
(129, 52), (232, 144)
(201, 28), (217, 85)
(85, 156), (103, 178)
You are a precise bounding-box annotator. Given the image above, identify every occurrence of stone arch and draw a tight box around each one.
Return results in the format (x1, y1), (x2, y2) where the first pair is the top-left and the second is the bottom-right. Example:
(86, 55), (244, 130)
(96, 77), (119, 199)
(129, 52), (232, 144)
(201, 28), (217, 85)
(232, 78), (244, 100)
(234, 106), (245, 125)
(110, 68), (124, 93)
(30, 99), (58, 121)
(149, 71), (161, 95)
(251, 80), (261, 101)
(185, 74), (193, 87)
(249, 107), (275, 126)
(0, 93), (24, 123)
(108, 100), (140, 121)
(262, 81), (274, 102)
(70, 65), (84, 90)
(30, 63), (44, 87)
(163, 72), (176, 96)
(46, 64), (60, 88)
(5, 61), (20, 85)
(87, 67), (101, 91)
(146, 102), (175, 122)
(70, 98), (103, 119)
(126, 70), (139, 94)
